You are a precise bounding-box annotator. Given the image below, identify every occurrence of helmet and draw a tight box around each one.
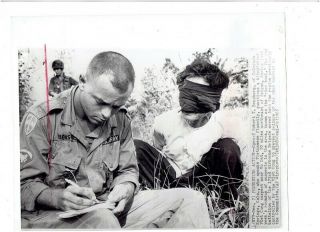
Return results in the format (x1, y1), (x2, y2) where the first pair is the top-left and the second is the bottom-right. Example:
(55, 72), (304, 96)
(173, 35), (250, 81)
(52, 60), (64, 70)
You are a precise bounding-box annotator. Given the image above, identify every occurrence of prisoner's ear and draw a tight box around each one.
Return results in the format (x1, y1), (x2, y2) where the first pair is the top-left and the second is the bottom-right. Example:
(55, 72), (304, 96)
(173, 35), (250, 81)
(79, 75), (87, 90)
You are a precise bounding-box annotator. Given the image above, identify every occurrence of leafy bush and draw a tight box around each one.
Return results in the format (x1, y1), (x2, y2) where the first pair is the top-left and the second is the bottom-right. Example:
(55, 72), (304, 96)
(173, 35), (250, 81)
(126, 58), (180, 143)
(18, 49), (34, 122)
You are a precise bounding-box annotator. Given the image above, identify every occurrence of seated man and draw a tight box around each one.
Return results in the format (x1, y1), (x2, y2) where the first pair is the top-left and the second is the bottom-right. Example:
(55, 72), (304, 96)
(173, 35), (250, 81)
(20, 52), (210, 229)
(135, 59), (244, 202)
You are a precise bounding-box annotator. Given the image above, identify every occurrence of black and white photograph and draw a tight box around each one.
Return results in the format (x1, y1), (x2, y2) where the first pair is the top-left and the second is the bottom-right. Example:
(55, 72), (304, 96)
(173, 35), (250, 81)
(6, 3), (290, 230)
(19, 47), (251, 229)
(5, 2), (320, 232)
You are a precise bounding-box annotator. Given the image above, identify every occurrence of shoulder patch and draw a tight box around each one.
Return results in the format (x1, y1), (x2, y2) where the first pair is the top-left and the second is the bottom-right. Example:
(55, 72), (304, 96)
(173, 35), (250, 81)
(24, 114), (38, 135)
(20, 149), (33, 166)
(30, 94), (68, 119)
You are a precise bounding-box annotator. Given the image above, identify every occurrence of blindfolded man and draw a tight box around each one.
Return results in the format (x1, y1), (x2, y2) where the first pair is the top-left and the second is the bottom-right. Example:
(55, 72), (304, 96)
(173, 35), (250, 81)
(135, 59), (244, 203)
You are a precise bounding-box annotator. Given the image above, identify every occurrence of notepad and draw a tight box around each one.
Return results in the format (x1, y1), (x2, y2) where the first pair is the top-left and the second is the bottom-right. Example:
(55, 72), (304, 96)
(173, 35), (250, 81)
(57, 201), (115, 219)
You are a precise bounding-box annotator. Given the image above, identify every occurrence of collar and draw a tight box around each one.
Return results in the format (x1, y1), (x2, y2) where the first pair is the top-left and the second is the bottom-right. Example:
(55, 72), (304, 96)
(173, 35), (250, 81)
(60, 86), (77, 126)
(54, 72), (66, 78)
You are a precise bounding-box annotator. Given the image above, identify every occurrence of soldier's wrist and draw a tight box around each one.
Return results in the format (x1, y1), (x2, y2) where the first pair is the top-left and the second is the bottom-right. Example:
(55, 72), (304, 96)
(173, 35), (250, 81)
(36, 188), (64, 210)
(120, 182), (135, 195)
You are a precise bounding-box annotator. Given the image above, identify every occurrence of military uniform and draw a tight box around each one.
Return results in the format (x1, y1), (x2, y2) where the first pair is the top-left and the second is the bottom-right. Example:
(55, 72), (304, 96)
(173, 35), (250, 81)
(49, 73), (78, 96)
(20, 86), (210, 229)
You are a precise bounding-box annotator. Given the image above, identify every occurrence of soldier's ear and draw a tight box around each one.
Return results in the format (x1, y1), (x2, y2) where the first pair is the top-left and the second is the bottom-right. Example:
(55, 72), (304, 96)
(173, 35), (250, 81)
(79, 75), (87, 90)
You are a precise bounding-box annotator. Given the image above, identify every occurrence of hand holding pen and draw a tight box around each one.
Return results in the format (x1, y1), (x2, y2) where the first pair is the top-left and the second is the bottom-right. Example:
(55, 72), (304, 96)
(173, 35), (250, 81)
(65, 179), (100, 203)
(58, 178), (98, 211)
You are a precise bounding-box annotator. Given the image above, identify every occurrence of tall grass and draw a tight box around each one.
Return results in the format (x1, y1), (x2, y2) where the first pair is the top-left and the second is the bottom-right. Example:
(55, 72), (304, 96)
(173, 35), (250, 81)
(140, 169), (249, 228)
(205, 177), (249, 228)
(137, 107), (250, 228)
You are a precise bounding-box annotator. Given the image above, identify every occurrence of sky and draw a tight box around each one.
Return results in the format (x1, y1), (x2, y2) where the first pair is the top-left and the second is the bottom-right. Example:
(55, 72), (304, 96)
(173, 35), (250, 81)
(23, 47), (245, 103)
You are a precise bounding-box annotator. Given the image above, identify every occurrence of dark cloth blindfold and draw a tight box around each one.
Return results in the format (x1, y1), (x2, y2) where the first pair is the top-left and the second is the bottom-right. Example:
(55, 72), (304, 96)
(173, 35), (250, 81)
(179, 80), (223, 113)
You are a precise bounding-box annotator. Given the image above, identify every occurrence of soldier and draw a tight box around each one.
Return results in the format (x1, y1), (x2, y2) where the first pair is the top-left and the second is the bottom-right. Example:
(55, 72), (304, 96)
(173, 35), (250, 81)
(20, 51), (210, 229)
(49, 59), (78, 97)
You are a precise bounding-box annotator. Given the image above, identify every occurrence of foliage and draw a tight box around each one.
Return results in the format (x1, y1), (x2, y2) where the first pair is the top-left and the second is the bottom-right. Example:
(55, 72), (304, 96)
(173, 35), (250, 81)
(54, 49), (75, 78)
(205, 178), (249, 228)
(140, 171), (249, 228)
(126, 58), (180, 143)
(193, 48), (215, 63)
(18, 49), (35, 122)
(223, 58), (249, 108)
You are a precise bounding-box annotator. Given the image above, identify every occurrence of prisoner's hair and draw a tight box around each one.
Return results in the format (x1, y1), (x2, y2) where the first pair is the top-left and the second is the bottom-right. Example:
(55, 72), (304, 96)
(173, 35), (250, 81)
(86, 51), (135, 93)
(177, 59), (229, 89)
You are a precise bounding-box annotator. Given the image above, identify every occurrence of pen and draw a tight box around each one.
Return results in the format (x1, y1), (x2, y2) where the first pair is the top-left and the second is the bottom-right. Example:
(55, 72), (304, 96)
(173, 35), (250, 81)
(65, 178), (100, 204)
(65, 178), (80, 188)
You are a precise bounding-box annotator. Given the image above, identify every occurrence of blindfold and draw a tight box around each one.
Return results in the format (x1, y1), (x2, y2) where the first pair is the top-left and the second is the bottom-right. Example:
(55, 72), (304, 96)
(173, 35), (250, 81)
(178, 80), (223, 113)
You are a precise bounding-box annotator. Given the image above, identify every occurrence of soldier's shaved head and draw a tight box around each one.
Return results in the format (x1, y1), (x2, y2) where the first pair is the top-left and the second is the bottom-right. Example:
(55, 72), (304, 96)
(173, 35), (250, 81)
(85, 51), (135, 93)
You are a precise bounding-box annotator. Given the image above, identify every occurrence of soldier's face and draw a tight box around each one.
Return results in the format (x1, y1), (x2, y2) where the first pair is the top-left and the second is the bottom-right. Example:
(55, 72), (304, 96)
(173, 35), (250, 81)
(80, 74), (133, 125)
(54, 68), (63, 76)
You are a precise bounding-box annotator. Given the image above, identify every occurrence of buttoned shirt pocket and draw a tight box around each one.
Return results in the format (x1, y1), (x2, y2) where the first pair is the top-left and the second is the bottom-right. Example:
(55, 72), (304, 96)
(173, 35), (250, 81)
(100, 144), (120, 190)
(100, 160), (113, 192)
(47, 141), (82, 188)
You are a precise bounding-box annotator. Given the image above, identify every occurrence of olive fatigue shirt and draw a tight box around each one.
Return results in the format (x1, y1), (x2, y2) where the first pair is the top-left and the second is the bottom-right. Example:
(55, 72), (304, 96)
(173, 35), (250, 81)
(20, 86), (139, 212)
(49, 73), (78, 96)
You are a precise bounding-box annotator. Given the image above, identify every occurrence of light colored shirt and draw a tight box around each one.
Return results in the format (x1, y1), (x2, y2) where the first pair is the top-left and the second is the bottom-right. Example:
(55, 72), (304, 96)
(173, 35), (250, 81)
(153, 108), (248, 177)
(153, 108), (224, 176)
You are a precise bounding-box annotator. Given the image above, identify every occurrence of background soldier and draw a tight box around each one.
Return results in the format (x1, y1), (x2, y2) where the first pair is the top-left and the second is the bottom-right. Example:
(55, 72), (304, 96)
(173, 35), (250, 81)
(49, 59), (78, 97)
